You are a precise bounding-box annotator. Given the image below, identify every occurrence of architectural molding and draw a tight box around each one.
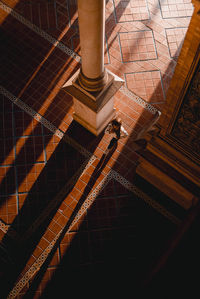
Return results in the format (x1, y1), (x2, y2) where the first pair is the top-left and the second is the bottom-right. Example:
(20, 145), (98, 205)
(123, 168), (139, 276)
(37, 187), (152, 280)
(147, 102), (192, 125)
(136, 1), (200, 209)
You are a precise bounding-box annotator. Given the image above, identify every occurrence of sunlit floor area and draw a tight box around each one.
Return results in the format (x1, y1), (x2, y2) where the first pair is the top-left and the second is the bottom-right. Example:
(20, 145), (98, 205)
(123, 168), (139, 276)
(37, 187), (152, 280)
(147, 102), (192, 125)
(0, 0), (195, 298)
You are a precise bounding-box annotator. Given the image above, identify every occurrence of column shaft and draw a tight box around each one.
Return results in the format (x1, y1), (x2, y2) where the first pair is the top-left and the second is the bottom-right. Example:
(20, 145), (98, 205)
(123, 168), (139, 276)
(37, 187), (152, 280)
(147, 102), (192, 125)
(77, 0), (108, 91)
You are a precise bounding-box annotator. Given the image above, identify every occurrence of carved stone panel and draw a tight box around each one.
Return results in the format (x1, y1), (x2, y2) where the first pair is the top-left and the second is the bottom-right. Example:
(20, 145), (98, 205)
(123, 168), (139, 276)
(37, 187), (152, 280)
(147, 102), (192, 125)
(172, 59), (200, 159)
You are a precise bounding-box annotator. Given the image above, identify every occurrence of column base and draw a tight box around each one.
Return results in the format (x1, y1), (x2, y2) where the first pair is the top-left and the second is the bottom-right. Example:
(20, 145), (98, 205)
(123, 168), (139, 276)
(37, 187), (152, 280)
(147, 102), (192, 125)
(77, 68), (109, 92)
(73, 107), (116, 136)
(62, 68), (124, 135)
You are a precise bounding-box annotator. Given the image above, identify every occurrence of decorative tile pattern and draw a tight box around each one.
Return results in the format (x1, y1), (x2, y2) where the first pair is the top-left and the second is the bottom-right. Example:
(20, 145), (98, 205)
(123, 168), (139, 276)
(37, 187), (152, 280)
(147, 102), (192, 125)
(159, 0), (194, 19)
(114, 0), (150, 22)
(0, 0), (193, 297)
(119, 30), (157, 62)
(166, 27), (188, 58)
(119, 86), (158, 114)
(125, 70), (165, 103)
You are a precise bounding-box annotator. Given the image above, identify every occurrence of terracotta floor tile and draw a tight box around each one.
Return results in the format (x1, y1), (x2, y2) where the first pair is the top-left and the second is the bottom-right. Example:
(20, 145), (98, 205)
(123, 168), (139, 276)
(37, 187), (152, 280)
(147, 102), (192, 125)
(119, 30), (157, 63)
(166, 27), (188, 58)
(159, 0), (193, 18)
(125, 70), (165, 103)
(0, 0), (193, 296)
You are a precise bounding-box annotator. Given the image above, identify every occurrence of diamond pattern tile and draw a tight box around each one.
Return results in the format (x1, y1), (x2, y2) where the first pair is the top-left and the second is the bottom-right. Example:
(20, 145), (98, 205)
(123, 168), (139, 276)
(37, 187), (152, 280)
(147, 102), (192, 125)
(166, 27), (188, 58)
(159, 0), (194, 18)
(114, 0), (150, 22)
(125, 71), (165, 103)
(119, 30), (157, 62)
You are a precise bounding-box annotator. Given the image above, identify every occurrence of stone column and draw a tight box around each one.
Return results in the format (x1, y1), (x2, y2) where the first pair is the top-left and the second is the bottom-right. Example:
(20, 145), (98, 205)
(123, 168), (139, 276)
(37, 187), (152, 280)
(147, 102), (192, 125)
(77, 0), (108, 91)
(63, 0), (124, 136)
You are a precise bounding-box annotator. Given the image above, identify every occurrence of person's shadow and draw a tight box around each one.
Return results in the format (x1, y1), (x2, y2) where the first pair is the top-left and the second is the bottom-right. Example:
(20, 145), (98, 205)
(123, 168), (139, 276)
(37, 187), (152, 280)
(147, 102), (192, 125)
(96, 137), (118, 173)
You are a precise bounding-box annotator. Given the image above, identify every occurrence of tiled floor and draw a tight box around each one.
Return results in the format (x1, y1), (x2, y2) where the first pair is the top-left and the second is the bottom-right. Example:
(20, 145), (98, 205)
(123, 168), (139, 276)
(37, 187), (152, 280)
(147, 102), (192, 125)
(0, 0), (193, 298)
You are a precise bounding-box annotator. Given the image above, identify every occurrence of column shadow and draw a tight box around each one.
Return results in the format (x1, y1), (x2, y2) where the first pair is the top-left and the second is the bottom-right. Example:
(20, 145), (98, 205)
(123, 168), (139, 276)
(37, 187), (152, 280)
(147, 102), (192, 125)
(24, 164), (177, 299)
(0, 120), (105, 298)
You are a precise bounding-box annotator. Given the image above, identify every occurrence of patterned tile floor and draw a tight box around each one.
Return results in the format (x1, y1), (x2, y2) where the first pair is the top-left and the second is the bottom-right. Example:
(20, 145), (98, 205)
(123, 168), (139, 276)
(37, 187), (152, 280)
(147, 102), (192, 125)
(0, 0), (193, 298)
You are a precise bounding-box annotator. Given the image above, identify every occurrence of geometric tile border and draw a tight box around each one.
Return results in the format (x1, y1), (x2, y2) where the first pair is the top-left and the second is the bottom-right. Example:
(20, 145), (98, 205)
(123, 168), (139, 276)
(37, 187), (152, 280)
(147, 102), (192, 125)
(119, 85), (158, 114)
(7, 227), (63, 299)
(0, 220), (10, 234)
(112, 171), (181, 225)
(0, 83), (157, 243)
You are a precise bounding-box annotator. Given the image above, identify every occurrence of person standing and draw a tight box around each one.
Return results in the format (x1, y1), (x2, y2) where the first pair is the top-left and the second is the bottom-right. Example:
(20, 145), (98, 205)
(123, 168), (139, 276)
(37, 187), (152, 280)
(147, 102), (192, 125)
(104, 117), (128, 155)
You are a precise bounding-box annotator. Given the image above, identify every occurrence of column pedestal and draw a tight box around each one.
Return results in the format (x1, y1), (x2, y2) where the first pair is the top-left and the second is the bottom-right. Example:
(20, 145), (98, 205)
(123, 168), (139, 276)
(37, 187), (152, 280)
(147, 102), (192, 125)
(63, 68), (124, 135)
(62, 0), (124, 135)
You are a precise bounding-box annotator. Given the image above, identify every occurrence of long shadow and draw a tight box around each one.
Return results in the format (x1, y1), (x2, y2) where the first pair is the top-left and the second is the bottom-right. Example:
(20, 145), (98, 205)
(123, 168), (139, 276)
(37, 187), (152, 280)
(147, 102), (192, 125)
(24, 156), (177, 299)
(8, 137), (117, 297)
(0, 120), (105, 298)
(22, 55), (192, 297)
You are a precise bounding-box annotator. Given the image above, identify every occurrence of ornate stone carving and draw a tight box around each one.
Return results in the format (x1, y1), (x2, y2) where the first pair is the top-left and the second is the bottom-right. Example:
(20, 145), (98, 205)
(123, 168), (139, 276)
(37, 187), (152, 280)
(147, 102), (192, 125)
(172, 60), (200, 157)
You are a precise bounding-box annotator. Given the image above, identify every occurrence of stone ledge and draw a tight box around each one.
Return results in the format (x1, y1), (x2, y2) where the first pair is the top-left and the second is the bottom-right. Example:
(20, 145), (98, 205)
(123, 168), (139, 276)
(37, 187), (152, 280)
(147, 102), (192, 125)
(136, 158), (197, 210)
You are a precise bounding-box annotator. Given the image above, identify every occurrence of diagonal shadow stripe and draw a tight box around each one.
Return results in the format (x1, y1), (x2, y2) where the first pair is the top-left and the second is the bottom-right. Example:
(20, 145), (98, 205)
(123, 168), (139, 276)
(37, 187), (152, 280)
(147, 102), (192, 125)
(0, 1), (81, 62)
